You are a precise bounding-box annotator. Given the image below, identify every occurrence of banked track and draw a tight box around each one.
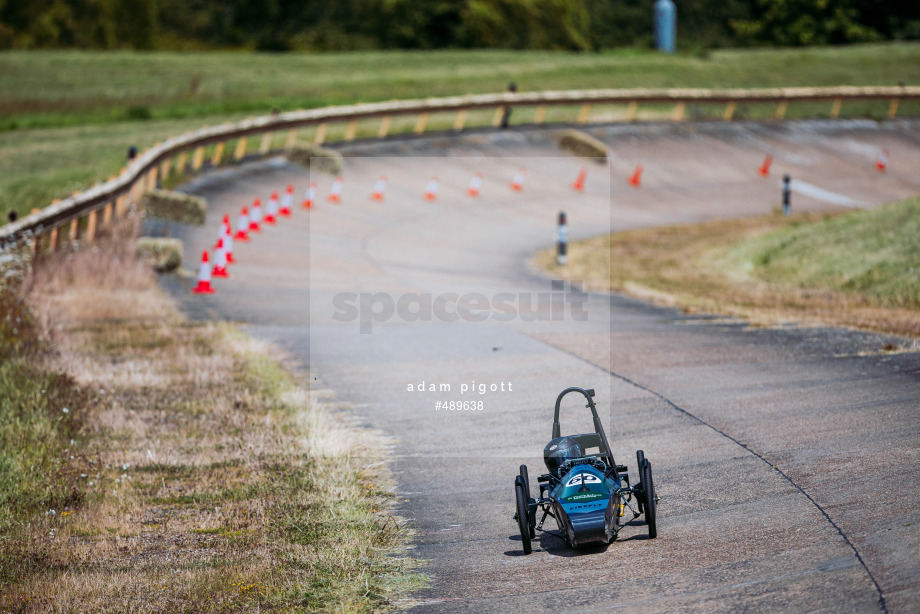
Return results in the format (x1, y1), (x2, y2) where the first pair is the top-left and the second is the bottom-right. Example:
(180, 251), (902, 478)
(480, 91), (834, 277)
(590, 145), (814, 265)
(164, 120), (920, 612)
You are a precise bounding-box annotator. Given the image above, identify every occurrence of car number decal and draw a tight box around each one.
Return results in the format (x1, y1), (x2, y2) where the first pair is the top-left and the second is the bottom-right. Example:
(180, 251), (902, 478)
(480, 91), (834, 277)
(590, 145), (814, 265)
(565, 473), (601, 488)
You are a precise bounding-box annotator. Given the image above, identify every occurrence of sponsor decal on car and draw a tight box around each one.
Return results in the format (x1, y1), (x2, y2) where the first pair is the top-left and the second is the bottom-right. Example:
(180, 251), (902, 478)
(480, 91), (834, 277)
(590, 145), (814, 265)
(563, 492), (606, 503)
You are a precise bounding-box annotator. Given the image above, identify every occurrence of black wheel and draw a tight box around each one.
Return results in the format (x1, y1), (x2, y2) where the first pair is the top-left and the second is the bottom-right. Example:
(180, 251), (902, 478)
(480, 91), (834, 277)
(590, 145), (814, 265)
(515, 476), (532, 554)
(641, 460), (657, 539)
(635, 450), (646, 515)
(519, 465), (535, 538)
(519, 465), (531, 499)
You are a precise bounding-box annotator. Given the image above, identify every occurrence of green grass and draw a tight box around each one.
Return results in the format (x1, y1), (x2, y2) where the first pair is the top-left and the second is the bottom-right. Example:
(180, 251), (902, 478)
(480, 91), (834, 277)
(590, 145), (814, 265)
(0, 244), (92, 584)
(715, 197), (920, 309)
(3, 44), (920, 129)
(541, 197), (920, 337)
(2, 43), (920, 219)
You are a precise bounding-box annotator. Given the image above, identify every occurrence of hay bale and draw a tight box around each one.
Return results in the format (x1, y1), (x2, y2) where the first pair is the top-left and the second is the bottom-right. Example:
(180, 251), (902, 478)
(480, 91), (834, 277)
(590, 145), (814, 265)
(287, 143), (343, 175)
(136, 237), (183, 273)
(556, 130), (609, 163)
(141, 190), (207, 226)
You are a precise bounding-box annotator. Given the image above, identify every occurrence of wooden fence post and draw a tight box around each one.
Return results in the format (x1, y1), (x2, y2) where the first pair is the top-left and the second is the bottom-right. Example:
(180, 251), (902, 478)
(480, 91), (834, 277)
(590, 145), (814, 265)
(102, 202), (113, 228)
(234, 137), (248, 160)
(452, 110), (467, 131)
(378, 117), (391, 138)
(259, 132), (273, 155)
(85, 210), (97, 242)
(577, 104), (591, 124)
(776, 100), (788, 119)
(49, 227), (59, 253)
(671, 102), (685, 122)
(888, 98), (899, 118)
(723, 101), (736, 121)
(534, 106), (547, 124)
(830, 98), (842, 119)
(211, 142), (225, 166)
(285, 129), (299, 150)
(491, 108), (503, 127)
(314, 124), (327, 145)
(414, 113), (428, 134)
(192, 146), (205, 171)
(625, 101), (638, 122)
(344, 120), (358, 141)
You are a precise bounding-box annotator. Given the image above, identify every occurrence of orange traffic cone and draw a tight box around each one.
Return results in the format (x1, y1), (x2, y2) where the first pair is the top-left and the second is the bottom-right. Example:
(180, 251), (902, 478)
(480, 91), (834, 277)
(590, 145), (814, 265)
(212, 239), (229, 278)
(572, 168), (587, 192)
(758, 155), (773, 177)
(264, 191), (279, 224)
(279, 185), (294, 216)
(249, 198), (262, 231)
(192, 251), (216, 294)
(467, 173), (482, 197)
(328, 177), (343, 203)
(628, 165), (643, 188)
(303, 183), (316, 209)
(424, 177), (439, 201)
(234, 207), (250, 241)
(223, 222), (235, 264)
(371, 175), (387, 201)
(876, 149), (888, 172)
(511, 168), (526, 191)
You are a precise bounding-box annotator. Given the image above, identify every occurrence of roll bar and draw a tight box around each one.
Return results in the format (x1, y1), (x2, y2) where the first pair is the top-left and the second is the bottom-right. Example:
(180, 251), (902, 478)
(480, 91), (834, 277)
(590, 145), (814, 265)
(552, 387), (615, 469)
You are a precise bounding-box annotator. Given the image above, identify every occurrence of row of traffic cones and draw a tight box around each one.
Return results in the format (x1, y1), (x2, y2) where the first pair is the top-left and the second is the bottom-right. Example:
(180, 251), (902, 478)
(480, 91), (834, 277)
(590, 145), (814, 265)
(757, 149), (890, 178)
(194, 184), (299, 294)
(306, 167), (597, 205)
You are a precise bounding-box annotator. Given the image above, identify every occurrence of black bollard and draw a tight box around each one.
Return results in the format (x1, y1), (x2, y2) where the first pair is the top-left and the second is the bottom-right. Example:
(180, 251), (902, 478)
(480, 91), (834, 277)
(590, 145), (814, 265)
(500, 81), (517, 129)
(782, 174), (791, 216)
(556, 211), (568, 265)
(127, 145), (138, 161)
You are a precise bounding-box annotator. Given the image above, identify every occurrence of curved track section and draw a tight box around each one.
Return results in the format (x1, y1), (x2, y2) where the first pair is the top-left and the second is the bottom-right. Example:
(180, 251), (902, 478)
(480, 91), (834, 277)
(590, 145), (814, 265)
(164, 120), (920, 612)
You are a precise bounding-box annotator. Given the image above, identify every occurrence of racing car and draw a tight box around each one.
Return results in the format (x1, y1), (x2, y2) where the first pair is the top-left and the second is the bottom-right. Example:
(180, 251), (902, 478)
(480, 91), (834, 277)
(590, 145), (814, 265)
(513, 386), (659, 554)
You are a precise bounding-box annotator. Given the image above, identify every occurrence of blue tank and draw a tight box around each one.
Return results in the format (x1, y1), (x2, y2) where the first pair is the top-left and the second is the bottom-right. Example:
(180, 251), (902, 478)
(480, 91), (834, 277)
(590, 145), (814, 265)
(654, 0), (677, 54)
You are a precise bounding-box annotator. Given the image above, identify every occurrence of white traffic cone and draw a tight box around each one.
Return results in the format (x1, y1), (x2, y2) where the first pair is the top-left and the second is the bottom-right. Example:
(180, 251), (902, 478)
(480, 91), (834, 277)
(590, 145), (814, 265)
(280, 184), (294, 216)
(264, 191), (279, 224)
(424, 177), (440, 201)
(234, 207), (250, 241)
(212, 239), (229, 278)
(192, 251), (216, 294)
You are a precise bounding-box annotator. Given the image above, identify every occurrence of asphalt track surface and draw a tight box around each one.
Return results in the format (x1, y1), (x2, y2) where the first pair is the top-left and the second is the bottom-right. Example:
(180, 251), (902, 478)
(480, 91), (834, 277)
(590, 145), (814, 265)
(163, 120), (920, 612)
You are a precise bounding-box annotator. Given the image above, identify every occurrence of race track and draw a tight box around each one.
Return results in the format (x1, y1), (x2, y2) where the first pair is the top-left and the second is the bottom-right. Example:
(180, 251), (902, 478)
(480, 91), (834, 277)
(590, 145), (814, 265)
(164, 120), (920, 612)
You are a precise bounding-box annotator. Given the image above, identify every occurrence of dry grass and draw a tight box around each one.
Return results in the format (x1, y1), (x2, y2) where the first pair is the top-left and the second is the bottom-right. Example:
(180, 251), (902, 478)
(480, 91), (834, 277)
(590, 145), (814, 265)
(538, 209), (920, 339)
(1, 223), (424, 612)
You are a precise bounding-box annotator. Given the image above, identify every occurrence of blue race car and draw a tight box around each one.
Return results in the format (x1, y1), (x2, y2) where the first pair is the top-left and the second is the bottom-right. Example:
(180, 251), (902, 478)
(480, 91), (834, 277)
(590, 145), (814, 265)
(514, 386), (659, 553)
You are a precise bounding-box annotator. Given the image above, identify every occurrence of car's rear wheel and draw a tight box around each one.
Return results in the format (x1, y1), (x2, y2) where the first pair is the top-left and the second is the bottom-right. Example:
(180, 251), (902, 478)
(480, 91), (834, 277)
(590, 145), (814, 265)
(641, 460), (657, 539)
(519, 465), (535, 538)
(515, 476), (532, 554)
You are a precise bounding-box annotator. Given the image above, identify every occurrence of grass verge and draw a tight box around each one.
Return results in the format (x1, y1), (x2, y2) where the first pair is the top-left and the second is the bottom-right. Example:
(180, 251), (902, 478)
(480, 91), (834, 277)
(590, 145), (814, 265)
(538, 197), (920, 339)
(0, 224), (425, 612)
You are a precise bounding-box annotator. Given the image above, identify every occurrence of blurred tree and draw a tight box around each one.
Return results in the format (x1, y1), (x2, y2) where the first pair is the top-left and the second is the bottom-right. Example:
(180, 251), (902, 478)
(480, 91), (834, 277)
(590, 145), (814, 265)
(0, 0), (916, 50)
(731, 0), (883, 46)
(461, 0), (591, 50)
(114, 0), (157, 49)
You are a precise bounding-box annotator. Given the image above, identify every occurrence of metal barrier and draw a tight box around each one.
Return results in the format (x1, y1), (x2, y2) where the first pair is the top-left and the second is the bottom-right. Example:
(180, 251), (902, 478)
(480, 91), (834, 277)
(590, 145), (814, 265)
(2, 85), (918, 252)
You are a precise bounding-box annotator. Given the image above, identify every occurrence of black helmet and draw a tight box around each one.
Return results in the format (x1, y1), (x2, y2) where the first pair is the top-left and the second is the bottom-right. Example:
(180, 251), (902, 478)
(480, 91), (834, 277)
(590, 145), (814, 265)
(544, 436), (583, 474)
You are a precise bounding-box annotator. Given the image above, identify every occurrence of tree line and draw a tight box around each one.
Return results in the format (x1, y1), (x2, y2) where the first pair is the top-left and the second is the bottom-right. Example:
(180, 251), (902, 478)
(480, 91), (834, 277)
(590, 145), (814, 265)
(1, 0), (918, 51)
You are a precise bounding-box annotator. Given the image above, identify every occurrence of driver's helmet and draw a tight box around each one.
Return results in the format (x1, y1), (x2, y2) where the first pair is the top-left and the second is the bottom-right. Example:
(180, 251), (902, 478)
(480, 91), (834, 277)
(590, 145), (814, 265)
(544, 436), (583, 474)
